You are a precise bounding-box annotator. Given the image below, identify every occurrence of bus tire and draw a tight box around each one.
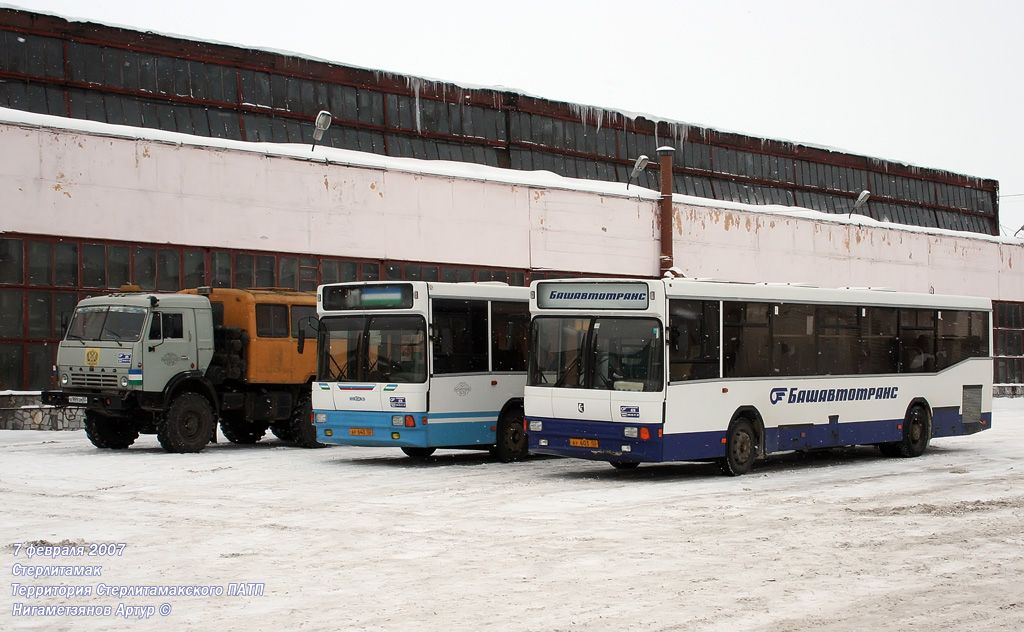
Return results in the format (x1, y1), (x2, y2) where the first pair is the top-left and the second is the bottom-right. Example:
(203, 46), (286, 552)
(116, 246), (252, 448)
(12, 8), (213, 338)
(491, 406), (528, 462)
(220, 414), (266, 444)
(84, 411), (139, 450)
(898, 405), (931, 458)
(158, 393), (215, 453)
(401, 447), (436, 459)
(290, 395), (324, 448)
(719, 417), (758, 476)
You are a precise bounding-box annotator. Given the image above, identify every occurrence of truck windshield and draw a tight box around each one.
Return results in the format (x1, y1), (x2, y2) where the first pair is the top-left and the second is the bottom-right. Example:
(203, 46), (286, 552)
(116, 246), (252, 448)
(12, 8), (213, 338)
(317, 314), (427, 383)
(65, 306), (149, 342)
(529, 316), (664, 392)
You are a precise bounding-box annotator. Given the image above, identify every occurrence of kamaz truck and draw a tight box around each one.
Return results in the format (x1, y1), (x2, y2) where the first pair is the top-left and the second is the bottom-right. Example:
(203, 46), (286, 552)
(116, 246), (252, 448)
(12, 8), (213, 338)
(42, 287), (322, 453)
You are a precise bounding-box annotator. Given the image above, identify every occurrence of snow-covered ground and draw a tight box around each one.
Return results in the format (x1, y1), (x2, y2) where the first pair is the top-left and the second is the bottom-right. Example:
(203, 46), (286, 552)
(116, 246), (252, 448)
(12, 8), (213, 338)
(3, 400), (1024, 632)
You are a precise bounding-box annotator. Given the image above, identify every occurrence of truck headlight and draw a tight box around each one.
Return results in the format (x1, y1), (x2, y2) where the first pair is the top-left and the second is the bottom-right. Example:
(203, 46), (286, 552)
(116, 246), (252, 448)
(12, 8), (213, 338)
(60, 373), (69, 386)
(119, 376), (129, 388)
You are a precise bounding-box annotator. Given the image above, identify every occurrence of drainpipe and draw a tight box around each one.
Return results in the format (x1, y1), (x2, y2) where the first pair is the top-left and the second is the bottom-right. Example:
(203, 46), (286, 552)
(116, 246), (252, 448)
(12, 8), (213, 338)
(657, 146), (676, 277)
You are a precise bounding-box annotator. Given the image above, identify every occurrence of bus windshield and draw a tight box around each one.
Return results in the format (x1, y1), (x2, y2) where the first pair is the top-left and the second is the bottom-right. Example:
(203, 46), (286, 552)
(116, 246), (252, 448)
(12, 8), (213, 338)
(529, 316), (663, 391)
(317, 314), (427, 383)
(65, 306), (148, 342)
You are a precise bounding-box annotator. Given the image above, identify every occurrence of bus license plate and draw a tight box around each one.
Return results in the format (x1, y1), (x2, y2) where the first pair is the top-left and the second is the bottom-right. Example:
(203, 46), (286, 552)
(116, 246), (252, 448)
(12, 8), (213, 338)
(569, 437), (598, 448)
(68, 396), (89, 404)
(349, 428), (373, 436)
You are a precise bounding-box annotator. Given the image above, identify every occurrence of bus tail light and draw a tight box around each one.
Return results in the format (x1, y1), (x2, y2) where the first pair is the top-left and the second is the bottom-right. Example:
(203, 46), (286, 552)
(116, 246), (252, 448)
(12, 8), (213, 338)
(404, 416), (415, 427)
(639, 427), (651, 441)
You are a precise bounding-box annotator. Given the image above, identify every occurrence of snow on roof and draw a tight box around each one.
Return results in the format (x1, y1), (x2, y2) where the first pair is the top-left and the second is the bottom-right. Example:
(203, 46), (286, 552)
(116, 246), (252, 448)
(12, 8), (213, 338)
(1, 2), (994, 181)
(2, 106), (1020, 248)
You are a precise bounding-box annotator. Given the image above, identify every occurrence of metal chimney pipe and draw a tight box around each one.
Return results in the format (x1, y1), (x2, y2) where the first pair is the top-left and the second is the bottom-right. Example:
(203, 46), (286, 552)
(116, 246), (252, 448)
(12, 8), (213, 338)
(657, 146), (676, 277)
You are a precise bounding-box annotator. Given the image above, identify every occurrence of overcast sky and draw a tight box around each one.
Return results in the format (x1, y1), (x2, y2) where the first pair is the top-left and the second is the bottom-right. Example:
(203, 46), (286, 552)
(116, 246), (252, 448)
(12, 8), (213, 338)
(8, 0), (1024, 236)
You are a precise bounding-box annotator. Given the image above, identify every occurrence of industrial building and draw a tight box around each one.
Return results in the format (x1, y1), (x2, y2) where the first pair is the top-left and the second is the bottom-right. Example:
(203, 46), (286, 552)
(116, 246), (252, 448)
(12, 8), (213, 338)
(0, 7), (1020, 396)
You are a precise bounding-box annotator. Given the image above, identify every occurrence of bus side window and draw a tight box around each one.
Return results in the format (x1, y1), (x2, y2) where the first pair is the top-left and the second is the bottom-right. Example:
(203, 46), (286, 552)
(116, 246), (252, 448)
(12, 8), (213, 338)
(491, 301), (529, 372)
(669, 300), (720, 381)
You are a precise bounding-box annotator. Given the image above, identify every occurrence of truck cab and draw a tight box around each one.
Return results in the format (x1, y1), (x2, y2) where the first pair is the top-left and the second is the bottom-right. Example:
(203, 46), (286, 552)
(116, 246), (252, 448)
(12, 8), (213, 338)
(44, 293), (217, 452)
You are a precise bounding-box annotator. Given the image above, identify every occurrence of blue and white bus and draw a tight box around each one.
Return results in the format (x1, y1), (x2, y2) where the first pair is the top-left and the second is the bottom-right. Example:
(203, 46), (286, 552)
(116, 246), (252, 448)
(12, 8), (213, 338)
(525, 278), (992, 475)
(312, 281), (531, 461)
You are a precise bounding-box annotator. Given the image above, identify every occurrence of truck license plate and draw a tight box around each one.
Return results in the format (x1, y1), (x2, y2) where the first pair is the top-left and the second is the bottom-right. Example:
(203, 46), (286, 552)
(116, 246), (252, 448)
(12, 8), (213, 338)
(349, 428), (373, 436)
(68, 396), (88, 404)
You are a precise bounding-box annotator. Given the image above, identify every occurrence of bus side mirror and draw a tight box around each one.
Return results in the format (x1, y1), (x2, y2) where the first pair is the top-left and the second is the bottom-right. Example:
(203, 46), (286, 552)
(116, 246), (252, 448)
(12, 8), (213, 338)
(297, 329), (306, 355)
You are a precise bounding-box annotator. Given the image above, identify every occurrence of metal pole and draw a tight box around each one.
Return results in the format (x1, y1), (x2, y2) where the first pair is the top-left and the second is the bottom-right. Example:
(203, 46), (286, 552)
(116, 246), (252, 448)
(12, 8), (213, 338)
(657, 146), (676, 277)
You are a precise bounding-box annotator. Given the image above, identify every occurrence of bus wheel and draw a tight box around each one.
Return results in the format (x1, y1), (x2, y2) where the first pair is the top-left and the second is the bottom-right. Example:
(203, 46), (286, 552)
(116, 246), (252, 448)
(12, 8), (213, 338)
(719, 417), (757, 476)
(158, 393), (215, 453)
(290, 395), (324, 449)
(491, 406), (527, 462)
(83, 411), (139, 450)
(610, 461), (639, 470)
(898, 405), (931, 458)
(219, 413), (266, 444)
(401, 447), (436, 459)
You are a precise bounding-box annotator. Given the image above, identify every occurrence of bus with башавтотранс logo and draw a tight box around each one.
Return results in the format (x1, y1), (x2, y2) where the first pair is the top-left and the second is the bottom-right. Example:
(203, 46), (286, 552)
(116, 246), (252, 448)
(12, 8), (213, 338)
(311, 281), (531, 461)
(524, 278), (992, 476)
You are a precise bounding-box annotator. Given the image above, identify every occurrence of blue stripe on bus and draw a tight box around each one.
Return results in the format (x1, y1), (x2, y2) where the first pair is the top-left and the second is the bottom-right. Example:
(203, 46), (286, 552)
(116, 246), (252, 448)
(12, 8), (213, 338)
(428, 410), (501, 421)
(529, 408), (992, 464)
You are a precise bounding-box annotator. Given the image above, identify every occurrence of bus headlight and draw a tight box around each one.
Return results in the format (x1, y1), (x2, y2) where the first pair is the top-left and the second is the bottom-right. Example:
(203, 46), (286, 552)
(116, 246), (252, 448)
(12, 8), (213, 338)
(119, 376), (129, 388)
(528, 420), (543, 432)
(60, 373), (69, 386)
(392, 415), (404, 426)
(624, 427), (639, 438)
(314, 413), (327, 424)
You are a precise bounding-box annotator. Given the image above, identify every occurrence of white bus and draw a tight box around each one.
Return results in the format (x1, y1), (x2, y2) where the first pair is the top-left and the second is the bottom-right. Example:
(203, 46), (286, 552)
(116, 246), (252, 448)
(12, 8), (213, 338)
(525, 278), (992, 475)
(311, 281), (531, 461)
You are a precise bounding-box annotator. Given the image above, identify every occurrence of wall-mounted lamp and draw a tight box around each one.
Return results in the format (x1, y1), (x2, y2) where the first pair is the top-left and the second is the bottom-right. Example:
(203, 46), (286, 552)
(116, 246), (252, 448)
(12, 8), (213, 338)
(849, 190), (871, 218)
(626, 155), (649, 190)
(311, 110), (333, 152)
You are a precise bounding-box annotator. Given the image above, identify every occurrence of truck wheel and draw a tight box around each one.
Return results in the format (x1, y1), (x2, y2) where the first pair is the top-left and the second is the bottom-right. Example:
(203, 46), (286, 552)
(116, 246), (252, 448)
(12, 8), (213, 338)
(290, 395), (324, 449)
(220, 413), (267, 444)
(270, 423), (294, 442)
(490, 406), (527, 462)
(158, 393), (215, 453)
(83, 411), (139, 450)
